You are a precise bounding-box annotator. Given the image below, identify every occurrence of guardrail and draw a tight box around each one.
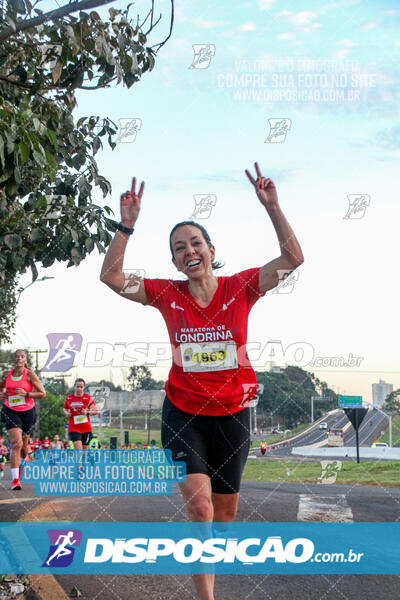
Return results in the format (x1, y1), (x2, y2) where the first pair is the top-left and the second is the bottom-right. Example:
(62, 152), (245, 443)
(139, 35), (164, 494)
(291, 447), (400, 460)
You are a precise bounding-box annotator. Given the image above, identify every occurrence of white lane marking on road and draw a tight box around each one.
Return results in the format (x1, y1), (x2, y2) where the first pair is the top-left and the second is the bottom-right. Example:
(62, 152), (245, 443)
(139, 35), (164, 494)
(0, 497), (38, 504)
(298, 494), (353, 522)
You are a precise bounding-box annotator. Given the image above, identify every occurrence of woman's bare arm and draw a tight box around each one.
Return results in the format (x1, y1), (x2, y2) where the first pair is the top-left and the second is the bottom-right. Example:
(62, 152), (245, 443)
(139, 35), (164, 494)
(245, 162), (304, 293)
(100, 177), (147, 305)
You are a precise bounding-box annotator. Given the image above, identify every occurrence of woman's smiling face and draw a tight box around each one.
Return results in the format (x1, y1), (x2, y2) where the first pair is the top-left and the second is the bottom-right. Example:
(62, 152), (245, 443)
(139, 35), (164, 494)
(171, 225), (215, 279)
(13, 350), (27, 369)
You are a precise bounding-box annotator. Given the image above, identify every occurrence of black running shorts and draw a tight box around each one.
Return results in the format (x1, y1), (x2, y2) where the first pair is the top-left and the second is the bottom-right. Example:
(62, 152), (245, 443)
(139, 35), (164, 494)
(69, 431), (93, 446)
(161, 396), (250, 494)
(1, 405), (36, 434)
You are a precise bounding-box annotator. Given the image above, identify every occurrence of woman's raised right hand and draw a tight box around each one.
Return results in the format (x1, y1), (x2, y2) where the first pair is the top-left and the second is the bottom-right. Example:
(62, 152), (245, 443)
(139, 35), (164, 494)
(120, 176), (145, 227)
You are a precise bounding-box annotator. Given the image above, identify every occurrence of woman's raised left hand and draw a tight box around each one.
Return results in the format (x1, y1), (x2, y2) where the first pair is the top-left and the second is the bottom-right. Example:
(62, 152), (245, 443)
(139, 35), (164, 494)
(245, 162), (278, 210)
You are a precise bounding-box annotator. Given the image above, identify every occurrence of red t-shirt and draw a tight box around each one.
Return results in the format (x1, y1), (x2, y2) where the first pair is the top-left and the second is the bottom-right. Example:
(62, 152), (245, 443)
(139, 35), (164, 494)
(64, 393), (95, 433)
(143, 267), (265, 416)
(42, 439), (50, 449)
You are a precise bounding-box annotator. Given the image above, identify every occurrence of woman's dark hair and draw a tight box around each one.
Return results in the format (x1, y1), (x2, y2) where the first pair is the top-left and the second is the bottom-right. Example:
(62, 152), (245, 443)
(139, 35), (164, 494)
(74, 378), (85, 386)
(169, 221), (224, 270)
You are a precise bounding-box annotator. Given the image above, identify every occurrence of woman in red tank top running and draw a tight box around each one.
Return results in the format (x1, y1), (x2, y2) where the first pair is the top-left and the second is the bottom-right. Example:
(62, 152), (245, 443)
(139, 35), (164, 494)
(100, 163), (304, 600)
(0, 349), (46, 490)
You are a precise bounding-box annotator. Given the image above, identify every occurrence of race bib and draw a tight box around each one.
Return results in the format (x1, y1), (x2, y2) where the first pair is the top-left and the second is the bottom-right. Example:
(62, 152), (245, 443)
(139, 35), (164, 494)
(8, 395), (26, 407)
(73, 414), (88, 425)
(180, 341), (238, 373)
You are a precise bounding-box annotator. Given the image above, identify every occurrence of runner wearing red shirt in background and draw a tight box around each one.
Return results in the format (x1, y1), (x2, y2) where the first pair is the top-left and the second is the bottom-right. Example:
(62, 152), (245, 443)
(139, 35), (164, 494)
(0, 349), (46, 490)
(100, 165), (304, 600)
(32, 438), (42, 453)
(41, 436), (51, 450)
(63, 379), (98, 449)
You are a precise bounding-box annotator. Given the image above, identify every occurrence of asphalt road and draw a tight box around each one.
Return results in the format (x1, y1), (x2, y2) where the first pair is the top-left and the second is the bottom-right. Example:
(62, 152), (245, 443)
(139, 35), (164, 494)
(267, 408), (390, 457)
(1, 475), (400, 600)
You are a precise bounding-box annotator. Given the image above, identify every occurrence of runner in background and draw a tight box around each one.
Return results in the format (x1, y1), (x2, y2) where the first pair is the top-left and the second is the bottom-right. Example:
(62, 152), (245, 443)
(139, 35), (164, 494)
(0, 349), (46, 490)
(0, 436), (8, 479)
(88, 435), (100, 449)
(51, 435), (63, 449)
(32, 437), (42, 453)
(100, 166), (303, 600)
(63, 379), (98, 449)
(42, 436), (51, 450)
(27, 437), (35, 460)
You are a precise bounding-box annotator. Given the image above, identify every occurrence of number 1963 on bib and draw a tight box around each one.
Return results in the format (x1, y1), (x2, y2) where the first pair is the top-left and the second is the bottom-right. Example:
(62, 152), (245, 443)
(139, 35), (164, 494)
(180, 341), (238, 373)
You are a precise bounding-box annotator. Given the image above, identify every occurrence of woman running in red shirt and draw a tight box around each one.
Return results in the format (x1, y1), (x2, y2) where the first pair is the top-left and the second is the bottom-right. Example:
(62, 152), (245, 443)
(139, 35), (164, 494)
(0, 349), (46, 490)
(63, 379), (98, 449)
(100, 164), (303, 600)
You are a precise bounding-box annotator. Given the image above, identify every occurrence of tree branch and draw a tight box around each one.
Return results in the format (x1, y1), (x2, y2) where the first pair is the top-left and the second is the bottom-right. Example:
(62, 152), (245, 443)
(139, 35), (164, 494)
(0, 74), (32, 88)
(78, 76), (117, 90)
(151, 0), (174, 53)
(0, 0), (115, 42)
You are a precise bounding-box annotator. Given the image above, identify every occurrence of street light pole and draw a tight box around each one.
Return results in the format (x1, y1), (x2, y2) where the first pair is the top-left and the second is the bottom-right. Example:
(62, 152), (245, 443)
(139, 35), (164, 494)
(373, 405), (393, 447)
(311, 396), (333, 424)
(32, 349), (47, 439)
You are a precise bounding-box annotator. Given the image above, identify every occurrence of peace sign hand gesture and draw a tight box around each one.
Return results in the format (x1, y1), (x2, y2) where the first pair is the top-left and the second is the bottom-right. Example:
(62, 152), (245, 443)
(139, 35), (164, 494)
(245, 162), (278, 210)
(120, 177), (145, 227)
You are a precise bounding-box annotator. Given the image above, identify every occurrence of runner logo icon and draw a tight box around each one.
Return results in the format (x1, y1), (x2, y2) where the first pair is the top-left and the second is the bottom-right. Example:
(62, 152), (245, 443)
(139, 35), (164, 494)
(42, 333), (83, 372)
(171, 301), (184, 311)
(222, 297), (235, 311)
(42, 529), (82, 567)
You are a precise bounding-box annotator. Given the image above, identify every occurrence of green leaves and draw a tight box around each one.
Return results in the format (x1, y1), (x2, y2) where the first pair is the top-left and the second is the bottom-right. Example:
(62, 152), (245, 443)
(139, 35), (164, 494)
(46, 128), (58, 150)
(85, 237), (94, 252)
(9, 0), (26, 14)
(18, 141), (30, 163)
(0, 137), (5, 169)
(70, 246), (82, 265)
(0, 0), (172, 342)
(4, 234), (22, 249)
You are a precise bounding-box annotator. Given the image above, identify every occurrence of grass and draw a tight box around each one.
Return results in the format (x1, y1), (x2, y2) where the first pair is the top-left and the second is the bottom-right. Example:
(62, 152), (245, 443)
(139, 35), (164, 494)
(102, 421), (310, 449)
(243, 459), (400, 487)
(250, 422), (311, 448)
(98, 423), (400, 488)
(95, 425), (161, 447)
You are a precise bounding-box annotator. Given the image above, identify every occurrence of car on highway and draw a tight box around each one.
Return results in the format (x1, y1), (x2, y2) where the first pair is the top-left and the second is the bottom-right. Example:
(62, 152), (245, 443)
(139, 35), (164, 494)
(319, 422), (328, 430)
(371, 442), (388, 447)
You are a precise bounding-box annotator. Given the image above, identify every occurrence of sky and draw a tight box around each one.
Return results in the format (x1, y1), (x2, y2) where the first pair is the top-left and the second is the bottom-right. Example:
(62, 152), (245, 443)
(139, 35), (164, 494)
(9, 0), (400, 403)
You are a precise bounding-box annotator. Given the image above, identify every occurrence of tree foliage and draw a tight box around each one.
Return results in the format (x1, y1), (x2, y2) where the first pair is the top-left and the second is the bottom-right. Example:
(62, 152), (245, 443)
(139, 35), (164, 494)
(86, 379), (122, 392)
(256, 367), (337, 429)
(128, 365), (164, 391)
(0, 0), (173, 340)
(0, 347), (34, 372)
(38, 390), (66, 438)
(385, 389), (400, 413)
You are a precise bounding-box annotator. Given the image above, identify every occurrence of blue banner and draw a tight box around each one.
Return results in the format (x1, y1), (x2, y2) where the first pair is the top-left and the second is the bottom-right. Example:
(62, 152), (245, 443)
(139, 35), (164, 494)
(21, 450), (186, 496)
(0, 522), (399, 574)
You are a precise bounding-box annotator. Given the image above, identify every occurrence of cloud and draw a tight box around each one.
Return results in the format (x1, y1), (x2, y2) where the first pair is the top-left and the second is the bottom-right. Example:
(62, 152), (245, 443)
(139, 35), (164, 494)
(193, 18), (222, 29)
(276, 10), (322, 32)
(375, 125), (400, 150)
(339, 39), (358, 47)
(256, 0), (276, 8)
(238, 23), (257, 32)
(360, 21), (379, 31)
(333, 49), (350, 59)
(278, 32), (295, 40)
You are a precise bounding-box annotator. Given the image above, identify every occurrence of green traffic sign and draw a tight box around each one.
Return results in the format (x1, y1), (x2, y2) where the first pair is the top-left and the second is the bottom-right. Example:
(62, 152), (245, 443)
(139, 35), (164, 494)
(338, 394), (363, 408)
